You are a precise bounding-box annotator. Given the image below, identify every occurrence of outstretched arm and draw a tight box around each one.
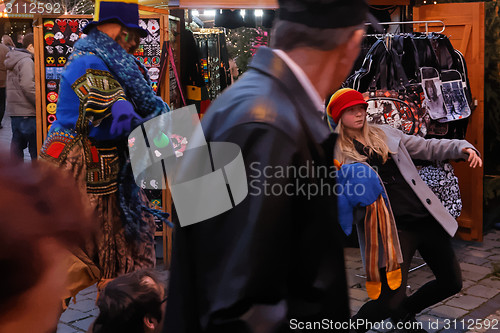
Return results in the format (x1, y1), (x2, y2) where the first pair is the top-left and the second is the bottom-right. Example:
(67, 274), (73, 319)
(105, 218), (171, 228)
(462, 147), (482, 168)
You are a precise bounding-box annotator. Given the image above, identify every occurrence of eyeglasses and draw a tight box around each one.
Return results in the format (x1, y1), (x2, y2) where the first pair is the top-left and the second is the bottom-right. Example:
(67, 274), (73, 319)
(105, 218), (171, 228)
(160, 296), (168, 304)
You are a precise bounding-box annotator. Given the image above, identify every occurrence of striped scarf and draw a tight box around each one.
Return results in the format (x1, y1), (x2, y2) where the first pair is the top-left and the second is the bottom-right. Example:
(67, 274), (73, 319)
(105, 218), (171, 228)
(364, 195), (402, 300)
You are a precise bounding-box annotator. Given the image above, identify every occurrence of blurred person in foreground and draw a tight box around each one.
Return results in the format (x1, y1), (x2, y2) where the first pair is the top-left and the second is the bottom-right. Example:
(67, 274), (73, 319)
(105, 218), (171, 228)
(88, 269), (167, 333)
(39, 0), (169, 300)
(4, 33), (37, 160)
(164, 0), (381, 332)
(0, 152), (94, 333)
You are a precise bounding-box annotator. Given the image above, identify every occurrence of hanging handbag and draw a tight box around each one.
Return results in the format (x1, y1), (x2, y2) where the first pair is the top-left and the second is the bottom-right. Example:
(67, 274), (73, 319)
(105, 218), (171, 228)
(363, 36), (427, 137)
(439, 69), (472, 122)
(417, 161), (462, 218)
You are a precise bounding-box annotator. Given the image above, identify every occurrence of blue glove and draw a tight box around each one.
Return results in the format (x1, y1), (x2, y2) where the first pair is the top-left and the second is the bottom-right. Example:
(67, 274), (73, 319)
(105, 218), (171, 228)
(110, 100), (142, 137)
(337, 163), (386, 235)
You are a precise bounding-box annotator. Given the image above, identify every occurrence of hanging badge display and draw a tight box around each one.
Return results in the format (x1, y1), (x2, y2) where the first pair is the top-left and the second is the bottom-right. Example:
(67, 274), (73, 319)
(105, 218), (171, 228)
(148, 67), (160, 80)
(47, 81), (57, 91)
(47, 92), (58, 103)
(47, 103), (57, 114)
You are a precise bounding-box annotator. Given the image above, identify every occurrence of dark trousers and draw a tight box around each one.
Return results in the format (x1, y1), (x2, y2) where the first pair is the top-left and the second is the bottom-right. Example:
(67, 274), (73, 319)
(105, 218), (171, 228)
(10, 116), (37, 161)
(353, 217), (462, 330)
(0, 87), (5, 125)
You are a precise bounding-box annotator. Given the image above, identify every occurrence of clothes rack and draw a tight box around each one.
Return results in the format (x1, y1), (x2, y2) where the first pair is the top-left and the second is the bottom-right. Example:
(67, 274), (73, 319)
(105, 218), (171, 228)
(365, 20), (446, 35)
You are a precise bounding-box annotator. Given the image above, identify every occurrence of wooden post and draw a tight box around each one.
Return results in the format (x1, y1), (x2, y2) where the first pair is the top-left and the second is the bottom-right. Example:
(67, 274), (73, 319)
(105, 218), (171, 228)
(33, 15), (45, 153)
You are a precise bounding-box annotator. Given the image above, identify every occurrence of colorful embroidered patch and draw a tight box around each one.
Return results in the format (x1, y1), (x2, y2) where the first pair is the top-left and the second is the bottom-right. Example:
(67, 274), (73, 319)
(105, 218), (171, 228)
(46, 141), (65, 158)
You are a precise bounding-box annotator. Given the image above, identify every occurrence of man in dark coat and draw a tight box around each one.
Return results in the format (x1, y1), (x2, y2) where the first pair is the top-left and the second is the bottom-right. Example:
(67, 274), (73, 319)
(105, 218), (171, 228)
(164, 0), (375, 331)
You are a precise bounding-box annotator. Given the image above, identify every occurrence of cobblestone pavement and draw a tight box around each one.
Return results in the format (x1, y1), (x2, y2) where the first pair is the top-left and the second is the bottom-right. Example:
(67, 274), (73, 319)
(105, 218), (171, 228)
(56, 229), (500, 332)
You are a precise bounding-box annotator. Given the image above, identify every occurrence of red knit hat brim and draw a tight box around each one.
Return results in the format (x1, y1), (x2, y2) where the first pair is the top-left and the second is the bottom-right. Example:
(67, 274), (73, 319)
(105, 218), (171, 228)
(327, 89), (368, 124)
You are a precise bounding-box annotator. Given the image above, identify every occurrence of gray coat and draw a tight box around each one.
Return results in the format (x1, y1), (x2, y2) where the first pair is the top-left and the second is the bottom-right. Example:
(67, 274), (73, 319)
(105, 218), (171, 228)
(379, 124), (476, 236)
(4, 48), (36, 116)
(350, 125), (477, 268)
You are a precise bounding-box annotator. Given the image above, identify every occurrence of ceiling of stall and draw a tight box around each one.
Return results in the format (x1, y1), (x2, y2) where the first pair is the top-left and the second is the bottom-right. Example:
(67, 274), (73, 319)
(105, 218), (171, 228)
(138, 0), (409, 9)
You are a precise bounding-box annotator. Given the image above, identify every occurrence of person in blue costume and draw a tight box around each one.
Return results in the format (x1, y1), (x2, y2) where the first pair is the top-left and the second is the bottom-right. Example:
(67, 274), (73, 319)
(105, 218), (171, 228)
(39, 0), (169, 300)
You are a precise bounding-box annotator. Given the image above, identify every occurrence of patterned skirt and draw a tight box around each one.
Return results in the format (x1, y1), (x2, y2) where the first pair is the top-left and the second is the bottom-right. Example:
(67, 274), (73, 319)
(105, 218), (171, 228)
(40, 129), (156, 294)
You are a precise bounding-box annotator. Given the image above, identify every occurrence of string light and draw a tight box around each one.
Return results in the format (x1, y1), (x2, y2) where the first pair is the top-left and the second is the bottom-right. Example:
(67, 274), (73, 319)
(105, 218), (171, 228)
(204, 10), (216, 17)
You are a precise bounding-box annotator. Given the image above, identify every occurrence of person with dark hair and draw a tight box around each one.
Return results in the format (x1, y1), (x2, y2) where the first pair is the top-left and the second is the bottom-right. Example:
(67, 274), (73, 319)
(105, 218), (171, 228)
(4, 32), (37, 160)
(0, 151), (94, 333)
(90, 269), (167, 333)
(164, 1), (382, 332)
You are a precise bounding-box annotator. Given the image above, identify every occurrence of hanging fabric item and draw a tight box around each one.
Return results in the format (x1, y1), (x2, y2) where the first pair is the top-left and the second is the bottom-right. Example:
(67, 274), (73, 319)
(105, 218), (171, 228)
(342, 28), (469, 220)
(193, 32), (230, 101)
(418, 161), (462, 218)
(336, 163), (403, 300)
(363, 90), (425, 136)
(343, 31), (474, 139)
(166, 41), (186, 106)
(180, 28), (210, 115)
(420, 67), (447, 120)
(439, 69), (471, 122)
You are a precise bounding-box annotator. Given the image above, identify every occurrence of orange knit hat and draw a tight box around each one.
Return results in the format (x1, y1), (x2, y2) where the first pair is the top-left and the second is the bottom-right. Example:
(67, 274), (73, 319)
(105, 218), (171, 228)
(326, 88), (368, 130)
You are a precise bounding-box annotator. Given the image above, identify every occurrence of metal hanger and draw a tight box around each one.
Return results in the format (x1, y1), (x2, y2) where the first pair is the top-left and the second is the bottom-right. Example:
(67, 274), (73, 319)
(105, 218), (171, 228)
(365, 20), (446, 37)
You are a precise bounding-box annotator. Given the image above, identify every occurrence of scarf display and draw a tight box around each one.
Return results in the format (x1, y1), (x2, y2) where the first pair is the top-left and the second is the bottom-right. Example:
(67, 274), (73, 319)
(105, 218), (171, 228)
(336, 163), (402, 300)
(69, 28), (168, 118)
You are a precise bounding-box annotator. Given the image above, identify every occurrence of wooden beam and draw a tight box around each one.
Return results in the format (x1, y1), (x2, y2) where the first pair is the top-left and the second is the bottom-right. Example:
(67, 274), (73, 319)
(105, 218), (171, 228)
(139, 4), (170, 14)
(178, 0), (277, 8)
(173, 0), (407, 8)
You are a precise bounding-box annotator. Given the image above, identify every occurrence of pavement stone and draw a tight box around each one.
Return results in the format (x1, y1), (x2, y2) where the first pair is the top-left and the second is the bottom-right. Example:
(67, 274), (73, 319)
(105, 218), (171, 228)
(71, 316), (95, 331)
(466, 250), (492, 259)
(429, 305), (469, 318)
(483, 310), (500, 333)
(416, 314), (447, 333)
(461, 270), (489, 282)
(349, 288), (370, 302)
(464, 285), (499, 299)
(56, 323), (80, 333)
(460, 263), (492, 276)
(461, 256), (490, 266)
(445, 295), (488, 310)
(59, 309), (91, 324)
(68, 298), (98, 313)
(477, 277), (500, 290)
(486, 254), (500, 262)
(462, 292), (500, 332)
(461, 280), (475, 290)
